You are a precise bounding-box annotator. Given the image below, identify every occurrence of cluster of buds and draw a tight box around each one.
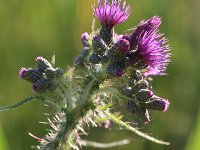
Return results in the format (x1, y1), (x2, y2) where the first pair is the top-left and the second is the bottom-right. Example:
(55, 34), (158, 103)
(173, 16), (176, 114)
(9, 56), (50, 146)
(74, 0), (171, 124)
(19, 56), (63, 93)
(125, 70), (170, 124)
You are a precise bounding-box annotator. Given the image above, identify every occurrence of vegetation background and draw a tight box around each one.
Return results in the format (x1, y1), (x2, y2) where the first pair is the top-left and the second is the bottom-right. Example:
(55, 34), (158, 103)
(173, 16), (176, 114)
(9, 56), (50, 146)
(0, 0), (199, 150)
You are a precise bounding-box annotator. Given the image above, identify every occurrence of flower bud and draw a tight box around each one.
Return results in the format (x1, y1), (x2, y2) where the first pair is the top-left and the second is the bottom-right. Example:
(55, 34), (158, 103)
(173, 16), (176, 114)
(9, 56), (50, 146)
(131, 80), (149, 93)
(81, 32), (90, 47)
(129, 70), (143, 86)
(54, 67), (64, 78)
(126, 101), (150, 124)
(44, 67), (63, 79)
(126, 100), (137, 113)
(32, 79), (55, 93)
(92, 35), (107, 55)
(89, 53), (102, 64)
(44, 68), (55, 79)
(19, 68), (42, 83)
(120, 86), (133, 97)
(115, 38), (130, 54)
(135, 89), (153, 103)
(106, 62), (125, 77)
(107, 39), (130, 62)
(141, 97), (170, 112)
(74, 47), (90, 66)
(36, 56), (52, 71)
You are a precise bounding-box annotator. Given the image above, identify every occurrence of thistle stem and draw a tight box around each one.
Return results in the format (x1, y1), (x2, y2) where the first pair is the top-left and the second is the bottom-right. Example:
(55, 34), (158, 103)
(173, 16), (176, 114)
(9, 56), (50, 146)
(0, 96), (45, 111)
(104, 111), (170, 145)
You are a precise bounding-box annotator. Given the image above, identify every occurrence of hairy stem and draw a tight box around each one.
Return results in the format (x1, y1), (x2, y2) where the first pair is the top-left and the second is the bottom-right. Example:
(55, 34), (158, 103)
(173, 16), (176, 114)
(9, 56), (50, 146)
(105, 111), (170, 145)
(59, 76), (99, 149)
(0, 96), (45, 111)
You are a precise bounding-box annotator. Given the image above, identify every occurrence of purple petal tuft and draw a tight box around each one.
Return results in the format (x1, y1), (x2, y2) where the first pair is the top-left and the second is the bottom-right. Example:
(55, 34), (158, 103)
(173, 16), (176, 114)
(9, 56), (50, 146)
(137, 30), (171, 76)
(93, 0), (131, 28)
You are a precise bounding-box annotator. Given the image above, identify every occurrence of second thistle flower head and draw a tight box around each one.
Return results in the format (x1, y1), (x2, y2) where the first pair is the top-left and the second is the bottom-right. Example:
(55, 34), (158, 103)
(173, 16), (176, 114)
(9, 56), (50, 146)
(136, 30), (171, 76)
(93, 0), (131, 28)
(131, 16), (162, 48)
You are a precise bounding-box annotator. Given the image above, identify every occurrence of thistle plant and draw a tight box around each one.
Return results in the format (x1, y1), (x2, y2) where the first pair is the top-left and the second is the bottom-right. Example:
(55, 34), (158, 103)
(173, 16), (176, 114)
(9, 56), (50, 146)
(0, 0), (171, 149)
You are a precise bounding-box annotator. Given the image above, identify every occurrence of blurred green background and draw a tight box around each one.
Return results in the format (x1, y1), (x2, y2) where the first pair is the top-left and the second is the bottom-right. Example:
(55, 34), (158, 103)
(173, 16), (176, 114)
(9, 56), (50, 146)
(0, 0), (199, 150)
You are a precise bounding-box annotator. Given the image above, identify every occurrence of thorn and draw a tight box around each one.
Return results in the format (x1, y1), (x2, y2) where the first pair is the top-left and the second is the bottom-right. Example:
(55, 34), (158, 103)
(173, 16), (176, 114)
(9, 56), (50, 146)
(29, 132), (46, 142)
(39, 121), (49, 124)
(77, 126), (88, 135)
(47, 118), (58, 131)
(43, 113), (50, 116)
(88, 118), (97, 127)
(55, 115), (60, 121)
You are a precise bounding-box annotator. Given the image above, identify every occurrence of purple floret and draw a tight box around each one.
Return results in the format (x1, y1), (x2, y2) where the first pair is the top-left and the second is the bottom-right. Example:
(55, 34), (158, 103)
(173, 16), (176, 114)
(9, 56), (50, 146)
(131, 16), (162, 48)
(19, 67), (27, 78)
(136, 30), (171, 76)
(93, 0), (131, 28)
(35, 56), (46, 63)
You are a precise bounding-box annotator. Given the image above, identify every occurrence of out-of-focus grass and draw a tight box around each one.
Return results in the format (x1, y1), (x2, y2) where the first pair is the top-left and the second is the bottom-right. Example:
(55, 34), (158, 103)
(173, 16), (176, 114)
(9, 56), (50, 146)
(0, 0), (200, 150)
(185, 110), (200, 150)
(0, 125), (9, 150)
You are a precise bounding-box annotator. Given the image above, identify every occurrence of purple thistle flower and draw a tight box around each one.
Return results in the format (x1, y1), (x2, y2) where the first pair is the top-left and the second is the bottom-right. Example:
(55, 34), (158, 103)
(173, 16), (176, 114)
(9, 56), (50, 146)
(136, 30), (171, 76)
(131, 16), (161, 48)
(93, 0), (131, 28)
(136, 16), (161, 34)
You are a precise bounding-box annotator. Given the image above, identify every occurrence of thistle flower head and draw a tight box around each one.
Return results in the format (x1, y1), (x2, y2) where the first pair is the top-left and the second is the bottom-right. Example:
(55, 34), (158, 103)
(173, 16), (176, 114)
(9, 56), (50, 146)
(136, 16), (161, 33)
(93, 0), (131, 28)
(131, 16), (161, 48)
(136, 30), (171, 76)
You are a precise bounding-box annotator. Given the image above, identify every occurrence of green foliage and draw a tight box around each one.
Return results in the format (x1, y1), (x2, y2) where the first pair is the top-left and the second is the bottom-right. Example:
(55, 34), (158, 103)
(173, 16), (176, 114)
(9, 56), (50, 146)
(0, 0), (199, 150)
(0, 125), (9, 150)
(185, 110), (200, 150)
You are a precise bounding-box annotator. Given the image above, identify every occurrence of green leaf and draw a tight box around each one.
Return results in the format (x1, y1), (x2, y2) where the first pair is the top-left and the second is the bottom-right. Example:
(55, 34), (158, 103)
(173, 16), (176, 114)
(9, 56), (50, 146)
(0, 96), (45, 111)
